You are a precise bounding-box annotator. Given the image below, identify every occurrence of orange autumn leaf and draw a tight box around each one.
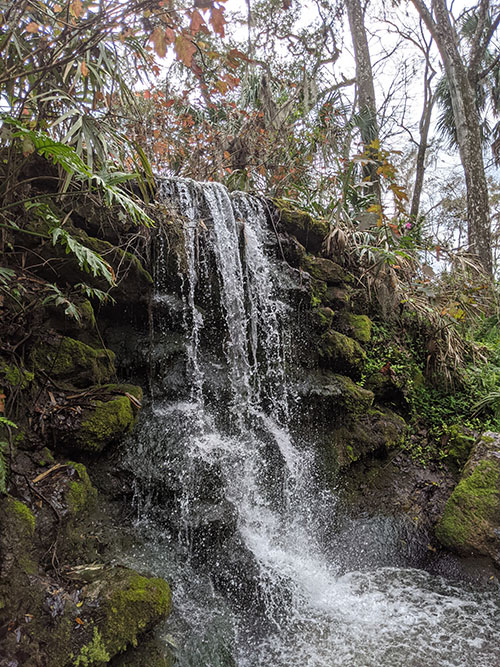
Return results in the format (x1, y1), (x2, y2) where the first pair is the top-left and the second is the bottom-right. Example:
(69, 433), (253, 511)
(81, 61), (88, 77)
(75, 617), (84, 625)
(26, 22), (39, 33)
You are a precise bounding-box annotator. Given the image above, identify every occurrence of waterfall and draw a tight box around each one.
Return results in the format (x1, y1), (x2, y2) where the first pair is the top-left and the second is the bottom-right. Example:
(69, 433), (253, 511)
(124, 179), (500, 667)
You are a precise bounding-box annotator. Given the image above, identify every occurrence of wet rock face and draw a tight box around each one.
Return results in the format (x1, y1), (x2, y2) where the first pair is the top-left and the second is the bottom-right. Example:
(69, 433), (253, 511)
(435, 431), (500, 564)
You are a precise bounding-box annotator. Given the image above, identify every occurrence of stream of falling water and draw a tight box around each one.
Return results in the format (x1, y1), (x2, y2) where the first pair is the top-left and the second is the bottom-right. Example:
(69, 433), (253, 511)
(124, 179), (500, 667)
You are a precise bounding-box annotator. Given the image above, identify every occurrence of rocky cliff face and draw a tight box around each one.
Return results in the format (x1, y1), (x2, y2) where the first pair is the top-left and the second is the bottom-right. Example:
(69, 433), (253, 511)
(1, 171), (498, 665)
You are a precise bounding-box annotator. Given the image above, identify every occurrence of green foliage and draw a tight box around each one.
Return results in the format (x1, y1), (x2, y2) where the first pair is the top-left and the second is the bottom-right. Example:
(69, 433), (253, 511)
(5, 119), (155, 227)
(362, 319), (500, 464)
(49, 225), (115, 286)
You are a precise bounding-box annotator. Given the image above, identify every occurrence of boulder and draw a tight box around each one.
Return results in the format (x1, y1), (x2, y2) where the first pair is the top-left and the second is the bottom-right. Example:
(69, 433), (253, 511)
(30, 336), (116, 388)
(336, 313), (372, 344)
(435, 431), (500, 564)
(328, 406), (407, 468)
(273, 201), (329, 253)
(303, 255), (352, 285)
(318, 331), (366, 378)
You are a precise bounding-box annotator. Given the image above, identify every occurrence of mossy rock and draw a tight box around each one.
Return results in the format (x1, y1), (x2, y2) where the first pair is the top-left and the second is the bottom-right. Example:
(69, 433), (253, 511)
(0, 496), (39, 630)
(84, 235), (153, 304)
(84, 567), (172, 658)
(435, 431), (500, 564)
(328, 406), (407, 468)
(110, 635), (175, 667)
(45, 297), (98, 344)
(341, 313), (372, 344)
(65, 462), (98, 516)
(30, 336), (116, 388)
(303, 255), (352, 286)
(364, 370), (407, 410)
(318, 330), (366, 379)
(322, 285), (350, 310)
(74, 384), (142, 453)
(442, 424), (475, 470)
(273, 201), (329, 253)
(303, 371), (374, 420)
(312, 307), (335, 332)
(23, 210), (153, 305)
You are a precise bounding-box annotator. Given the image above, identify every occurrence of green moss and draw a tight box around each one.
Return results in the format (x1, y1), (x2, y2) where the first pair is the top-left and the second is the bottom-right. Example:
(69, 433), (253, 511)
(76, 395), (138, 453)
(0, 361), (34, 389)
(345, 314), (372, 344)
(66, 462), (98, 515)
(310, 279), (327, 308)
(327, 406), (407, 468)
(76, 396), (136, 452)
(74, 627), (110, 667)
(10, 497), (36, 536)
(37, 446), (56, 467)
(436, 459), (500, 551)
(318, 331), (366, 378)
(30, 336), (115, 387)
(309, 372), (374, 417)
(273, 200), (329, 253)
(1, 497), (37, 577)
(323, 285), (350, 310)
(97, 570), (172, 657)
(78, 299), (96, 330)
(313, 307), (335, 331)
(86, 238), (153, 285)
(443, 425), (475, 468)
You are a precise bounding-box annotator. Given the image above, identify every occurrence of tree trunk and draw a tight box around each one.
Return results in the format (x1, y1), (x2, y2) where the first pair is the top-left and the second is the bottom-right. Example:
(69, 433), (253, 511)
(346, 0), (381, 204)
(410, 0), (492, 274)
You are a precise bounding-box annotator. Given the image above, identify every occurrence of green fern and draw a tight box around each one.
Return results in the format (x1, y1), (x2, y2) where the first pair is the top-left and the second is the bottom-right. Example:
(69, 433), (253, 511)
(3, 117), (155, 227)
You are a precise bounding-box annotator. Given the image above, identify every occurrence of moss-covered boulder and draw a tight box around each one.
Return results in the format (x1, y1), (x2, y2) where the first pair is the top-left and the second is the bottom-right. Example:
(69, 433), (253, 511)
(435, 431), (500, 564)
(338, 313), (372, 344)
(82, 567), (172, 658)
(84, 236), (153, 304)
(327, 406), (407, 468)
(73, 384), (142, 453)
(312, 307), (335, 332)
(322, 285), (350, 310)
(318, 331), (366, 378)
(364, 370), (407, 410)
(30, 336), (116, 388)
(303, 255), (352, 285)
(441, 424), (475, 470)
(110, 636), (175, 667)
(274, 201), (329, 253)
(299, 371), (374, 422)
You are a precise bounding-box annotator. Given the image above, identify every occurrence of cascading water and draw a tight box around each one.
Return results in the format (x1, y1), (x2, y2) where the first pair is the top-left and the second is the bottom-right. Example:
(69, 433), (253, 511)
(124, 179), (500, 666)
